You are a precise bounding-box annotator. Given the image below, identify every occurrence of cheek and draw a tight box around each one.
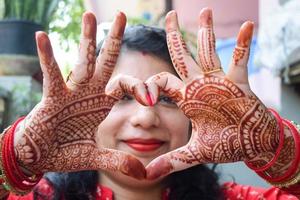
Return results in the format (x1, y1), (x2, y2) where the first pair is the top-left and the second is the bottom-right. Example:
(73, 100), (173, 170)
(161, 109), (190, 148)
(96, 105), (125, 148)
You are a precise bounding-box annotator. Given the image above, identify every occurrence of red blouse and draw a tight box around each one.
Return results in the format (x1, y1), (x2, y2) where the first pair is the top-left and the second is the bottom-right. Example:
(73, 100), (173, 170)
(6, 179), (299, 200)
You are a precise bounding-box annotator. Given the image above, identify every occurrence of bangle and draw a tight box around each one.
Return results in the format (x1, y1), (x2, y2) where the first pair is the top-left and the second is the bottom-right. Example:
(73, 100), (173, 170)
(0, 117), (42, 195)
(268, 169), (300, 188)
(245, 108), (284, 172)
(260, 119), (300, 186)
(0, 126), (12, 192)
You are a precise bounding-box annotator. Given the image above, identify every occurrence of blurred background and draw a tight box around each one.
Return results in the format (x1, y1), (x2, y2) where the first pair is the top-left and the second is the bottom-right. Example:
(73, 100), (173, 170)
(1, 0), (300, 188)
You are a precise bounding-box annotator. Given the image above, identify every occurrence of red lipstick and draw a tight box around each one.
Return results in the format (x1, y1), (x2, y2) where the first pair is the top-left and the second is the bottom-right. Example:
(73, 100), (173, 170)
(124, 139), (164, 152)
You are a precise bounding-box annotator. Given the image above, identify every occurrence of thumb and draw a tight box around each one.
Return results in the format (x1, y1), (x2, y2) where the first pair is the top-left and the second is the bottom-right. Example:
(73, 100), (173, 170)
(82, 148), (146, 180)
(146, 144), (202, 180)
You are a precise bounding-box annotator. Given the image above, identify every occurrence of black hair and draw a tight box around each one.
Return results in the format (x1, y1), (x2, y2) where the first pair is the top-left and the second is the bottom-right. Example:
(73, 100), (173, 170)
(37, 25), (223, 200)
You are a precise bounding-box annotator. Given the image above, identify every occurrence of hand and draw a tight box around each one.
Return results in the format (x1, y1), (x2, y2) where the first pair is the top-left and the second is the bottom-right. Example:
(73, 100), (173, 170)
(13, 12), (146, 179)
(146, 8), (280, 180)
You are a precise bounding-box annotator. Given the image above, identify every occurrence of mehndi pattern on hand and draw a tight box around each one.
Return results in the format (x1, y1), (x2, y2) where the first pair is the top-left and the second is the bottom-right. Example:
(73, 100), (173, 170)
(146, 8), (280, 180)
(14, 12), (147, 180)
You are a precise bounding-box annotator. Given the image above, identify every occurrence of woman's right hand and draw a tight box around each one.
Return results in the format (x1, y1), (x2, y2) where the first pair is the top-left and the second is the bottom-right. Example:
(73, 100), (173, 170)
(12, 12), (146, 179)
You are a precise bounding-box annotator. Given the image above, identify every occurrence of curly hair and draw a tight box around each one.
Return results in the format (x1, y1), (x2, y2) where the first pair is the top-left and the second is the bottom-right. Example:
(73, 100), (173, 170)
(38, 25), (224, 200)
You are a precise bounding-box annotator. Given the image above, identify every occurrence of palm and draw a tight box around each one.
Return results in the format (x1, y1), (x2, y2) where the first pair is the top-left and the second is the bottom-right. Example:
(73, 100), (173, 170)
(14, 12), (145, 179)
(179, 76), (263, 163)
(23, 84), (115, 172)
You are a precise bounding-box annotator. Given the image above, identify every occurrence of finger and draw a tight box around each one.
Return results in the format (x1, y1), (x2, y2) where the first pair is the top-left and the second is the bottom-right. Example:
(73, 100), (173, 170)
(105, 75), (150, 106)
(58, 147), (146, 180)
(146, 72), (184, 104)
(165, 11), (201, 82)
(227, 21), (254, 84)
(146, 144), (200, 180)
(36, 32), (66, 98)
(197, 8), (223, 75)
(95, 148), (146, 180)
(67, 12), (97, 89)
(92, 11), (126, 85)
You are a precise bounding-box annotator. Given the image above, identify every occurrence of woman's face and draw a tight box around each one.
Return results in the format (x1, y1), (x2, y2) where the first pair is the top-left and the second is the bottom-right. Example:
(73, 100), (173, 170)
(97, 50), (190, 166)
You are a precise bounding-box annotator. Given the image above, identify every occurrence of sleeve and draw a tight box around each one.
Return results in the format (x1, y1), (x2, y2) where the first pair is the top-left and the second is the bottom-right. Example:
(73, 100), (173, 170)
(222, 182), (299, 200)
(6, 179), (54, 200)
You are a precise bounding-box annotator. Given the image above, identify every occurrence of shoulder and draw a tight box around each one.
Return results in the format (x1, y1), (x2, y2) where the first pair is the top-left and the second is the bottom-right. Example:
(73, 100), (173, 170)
(222, 182), (298, 200)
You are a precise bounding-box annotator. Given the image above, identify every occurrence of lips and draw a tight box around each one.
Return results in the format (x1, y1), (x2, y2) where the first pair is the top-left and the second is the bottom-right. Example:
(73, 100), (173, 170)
(123, 139), (165, 152)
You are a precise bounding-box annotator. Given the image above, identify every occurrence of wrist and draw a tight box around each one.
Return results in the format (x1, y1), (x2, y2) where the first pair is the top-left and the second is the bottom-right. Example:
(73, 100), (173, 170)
(249, 118), (300, 189)
(245, 108), (282, 170)
(0, 117), (42, 195)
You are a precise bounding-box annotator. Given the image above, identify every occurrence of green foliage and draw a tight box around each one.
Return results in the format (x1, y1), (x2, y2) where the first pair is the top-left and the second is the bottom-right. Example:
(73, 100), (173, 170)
(10, 84), (42, 117)
(127, 17), (151, 26)
(49, 0), (84, 51)
(1, 0), (60, 30)
(0, 0), (4, 18)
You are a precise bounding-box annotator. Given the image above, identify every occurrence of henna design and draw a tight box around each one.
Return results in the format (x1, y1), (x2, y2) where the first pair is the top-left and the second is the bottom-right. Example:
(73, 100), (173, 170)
(97, 37), (122, 85)
(198, 27), (219, 72)
(167, 31), (189, 78)
(86, 39), (96, 81)
(175, 76), (278, 164)
(14, 13), (146, 179)
(146, 8), (281, 181)
(197, 9), (221, 74)
(232, 47), (246, 66)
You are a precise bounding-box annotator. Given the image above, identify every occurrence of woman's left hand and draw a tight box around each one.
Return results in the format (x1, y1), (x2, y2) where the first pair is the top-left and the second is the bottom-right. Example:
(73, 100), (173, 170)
(146, 8), (280, 180)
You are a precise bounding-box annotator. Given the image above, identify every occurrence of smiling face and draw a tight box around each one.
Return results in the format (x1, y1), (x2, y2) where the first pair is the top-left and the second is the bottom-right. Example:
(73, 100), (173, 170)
(97, 50), (190, 166)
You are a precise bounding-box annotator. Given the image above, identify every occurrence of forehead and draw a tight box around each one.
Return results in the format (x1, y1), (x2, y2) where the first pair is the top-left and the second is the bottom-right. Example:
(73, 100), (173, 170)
(111, 50), (176, 81)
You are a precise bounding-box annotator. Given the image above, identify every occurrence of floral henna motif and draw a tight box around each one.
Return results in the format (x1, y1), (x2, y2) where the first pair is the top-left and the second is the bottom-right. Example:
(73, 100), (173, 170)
(14, 12), (146, 179)
(146, 8), (281, 180)
(16, 67), (118, 172)
(176, 76), (279, 164)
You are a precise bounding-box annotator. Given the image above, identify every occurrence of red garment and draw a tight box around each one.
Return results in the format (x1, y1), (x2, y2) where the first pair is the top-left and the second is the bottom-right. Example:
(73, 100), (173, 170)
(6, 179), (299, 200)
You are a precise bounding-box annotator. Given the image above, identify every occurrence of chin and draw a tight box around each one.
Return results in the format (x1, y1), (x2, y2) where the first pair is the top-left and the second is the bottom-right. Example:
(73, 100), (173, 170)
(138, 157), (155, 167)
(101, 170), (164, 189)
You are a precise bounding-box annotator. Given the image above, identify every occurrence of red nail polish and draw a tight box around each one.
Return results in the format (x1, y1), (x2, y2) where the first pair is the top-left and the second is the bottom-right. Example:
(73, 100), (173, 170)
(146, 93), (153, 106)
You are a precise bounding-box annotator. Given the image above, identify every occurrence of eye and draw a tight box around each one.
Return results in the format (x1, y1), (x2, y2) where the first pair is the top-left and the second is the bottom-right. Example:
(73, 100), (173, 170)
(120, 94), (133, 101)
(158, 95), (176, 105)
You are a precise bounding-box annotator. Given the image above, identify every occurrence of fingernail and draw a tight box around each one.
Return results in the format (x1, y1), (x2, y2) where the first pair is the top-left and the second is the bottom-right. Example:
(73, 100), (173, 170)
(146, 93), (153, 106)
(200, 8), (212, 27)
(150, 92), (156, 105)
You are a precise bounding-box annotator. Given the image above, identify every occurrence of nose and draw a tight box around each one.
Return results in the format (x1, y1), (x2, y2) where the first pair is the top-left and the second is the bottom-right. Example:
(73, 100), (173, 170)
(129, 104), (160, 128)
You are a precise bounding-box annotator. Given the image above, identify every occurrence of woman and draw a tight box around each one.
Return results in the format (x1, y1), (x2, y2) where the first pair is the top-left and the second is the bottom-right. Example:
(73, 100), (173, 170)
(1, 8), (299, 200)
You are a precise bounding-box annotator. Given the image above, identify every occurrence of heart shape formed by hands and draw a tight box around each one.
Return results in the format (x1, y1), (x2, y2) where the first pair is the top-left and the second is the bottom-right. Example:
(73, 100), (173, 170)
(13, 8), (279, 182)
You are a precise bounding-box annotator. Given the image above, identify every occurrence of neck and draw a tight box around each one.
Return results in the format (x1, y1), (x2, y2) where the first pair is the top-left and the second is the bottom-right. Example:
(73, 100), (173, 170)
(99, 172), (165, 200)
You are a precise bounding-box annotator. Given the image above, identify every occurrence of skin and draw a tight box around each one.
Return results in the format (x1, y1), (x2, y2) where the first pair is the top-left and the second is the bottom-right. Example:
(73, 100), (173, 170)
(146, 9), (282, 180)
(8, 7), (296, 199)
(13, 12), (146, 179)
(96, 50), (190, 199)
